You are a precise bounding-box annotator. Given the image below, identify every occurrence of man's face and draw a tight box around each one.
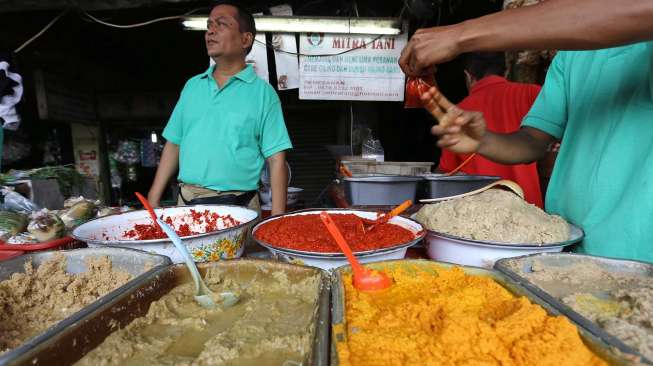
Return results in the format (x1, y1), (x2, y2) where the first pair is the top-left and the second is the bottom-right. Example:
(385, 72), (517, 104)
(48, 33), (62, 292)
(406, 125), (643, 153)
(205, 5), (252, 58)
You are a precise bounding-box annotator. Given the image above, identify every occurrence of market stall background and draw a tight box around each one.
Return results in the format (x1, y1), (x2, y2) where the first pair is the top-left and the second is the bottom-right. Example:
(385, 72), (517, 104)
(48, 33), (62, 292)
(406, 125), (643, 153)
(0, 0), (504, 207)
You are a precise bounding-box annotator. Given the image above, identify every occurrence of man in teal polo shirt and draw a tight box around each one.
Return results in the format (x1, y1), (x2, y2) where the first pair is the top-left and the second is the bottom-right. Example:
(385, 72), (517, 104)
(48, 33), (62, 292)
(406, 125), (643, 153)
(399, 0), (653, 262)
(148, 1), (291, 215)
(423, 43), (652, 262)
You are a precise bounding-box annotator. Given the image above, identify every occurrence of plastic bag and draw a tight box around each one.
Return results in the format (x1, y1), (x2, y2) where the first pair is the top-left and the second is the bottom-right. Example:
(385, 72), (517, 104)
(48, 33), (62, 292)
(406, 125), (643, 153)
(362, 135), (385, 162)
(27, 208), (66, 242)
(6, 232), (38, 244)
(60, 199), (99, 229)
(404, 75), (436, 108)
(0, 210), (29, 241)
(0, 187), (39, 214)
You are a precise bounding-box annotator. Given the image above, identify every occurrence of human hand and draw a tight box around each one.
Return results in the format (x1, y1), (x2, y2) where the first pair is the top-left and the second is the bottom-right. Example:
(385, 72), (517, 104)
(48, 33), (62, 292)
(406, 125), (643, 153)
(399, 25), (464, 76)
(421, 86), (487, 154)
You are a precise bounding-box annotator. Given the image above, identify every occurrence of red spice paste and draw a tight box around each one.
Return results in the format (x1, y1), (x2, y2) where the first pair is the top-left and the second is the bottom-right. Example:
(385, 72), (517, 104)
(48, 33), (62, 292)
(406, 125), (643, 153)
(254, 213), (415, 253)
(123, 209), (240, 240)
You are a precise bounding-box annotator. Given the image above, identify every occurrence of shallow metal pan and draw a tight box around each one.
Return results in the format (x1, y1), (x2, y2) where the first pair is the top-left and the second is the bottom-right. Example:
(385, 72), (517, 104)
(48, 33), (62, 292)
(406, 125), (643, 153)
(0, 247), (171, 366)
(5, 259), (330, 366)
(495, 253), (653, 364)
(331, 259), (645, 365)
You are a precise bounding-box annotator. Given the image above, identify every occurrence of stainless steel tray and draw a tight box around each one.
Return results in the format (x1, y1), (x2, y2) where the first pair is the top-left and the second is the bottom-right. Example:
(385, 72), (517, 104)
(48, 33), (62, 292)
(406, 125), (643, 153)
(495, 253), (653, 364)
(331, 259), (644, 365)
(420, 174), (500, 199)
(0, 247), (171, 366)
(6, 259), (330, 366)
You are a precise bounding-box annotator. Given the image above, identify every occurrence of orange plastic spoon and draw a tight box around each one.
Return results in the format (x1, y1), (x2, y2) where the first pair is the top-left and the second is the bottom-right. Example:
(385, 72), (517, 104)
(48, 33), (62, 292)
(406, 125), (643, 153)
(363, 199), (413, 232)
(135, 192), (159, 226)
(320, 211), (392, 292)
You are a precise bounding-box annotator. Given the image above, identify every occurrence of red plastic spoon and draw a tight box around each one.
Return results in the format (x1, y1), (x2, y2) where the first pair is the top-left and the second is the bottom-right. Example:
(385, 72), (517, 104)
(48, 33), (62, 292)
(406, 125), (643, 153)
(135, 192), (159, 226)
(319, 211), (392, 292)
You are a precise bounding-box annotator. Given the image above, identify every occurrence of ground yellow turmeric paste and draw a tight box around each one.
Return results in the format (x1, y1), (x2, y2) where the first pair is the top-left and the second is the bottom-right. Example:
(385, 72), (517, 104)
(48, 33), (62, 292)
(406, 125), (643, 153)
(337, 265), (607, 366)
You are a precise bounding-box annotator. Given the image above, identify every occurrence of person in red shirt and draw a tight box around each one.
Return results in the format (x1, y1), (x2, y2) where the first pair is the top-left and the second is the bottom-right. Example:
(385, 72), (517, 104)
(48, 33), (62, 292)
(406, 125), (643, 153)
(439, 52), (544, 207)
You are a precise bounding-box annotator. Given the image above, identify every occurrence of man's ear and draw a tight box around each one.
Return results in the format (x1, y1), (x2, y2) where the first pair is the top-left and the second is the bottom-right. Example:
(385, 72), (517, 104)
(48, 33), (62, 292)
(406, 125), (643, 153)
(242, 32), (254, 51)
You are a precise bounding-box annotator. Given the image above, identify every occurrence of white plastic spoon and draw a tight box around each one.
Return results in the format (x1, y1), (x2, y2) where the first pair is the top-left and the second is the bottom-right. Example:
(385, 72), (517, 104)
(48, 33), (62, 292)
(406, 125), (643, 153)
(157, 219), (239, 309)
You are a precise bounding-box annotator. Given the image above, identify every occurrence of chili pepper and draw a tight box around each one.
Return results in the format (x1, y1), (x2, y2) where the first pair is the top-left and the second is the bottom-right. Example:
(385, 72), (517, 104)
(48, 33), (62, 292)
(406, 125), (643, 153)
(123, 209), (240, 240)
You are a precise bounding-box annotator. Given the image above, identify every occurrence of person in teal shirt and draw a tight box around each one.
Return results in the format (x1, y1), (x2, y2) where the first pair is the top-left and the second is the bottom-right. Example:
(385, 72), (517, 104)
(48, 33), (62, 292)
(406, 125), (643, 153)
(519, 44), (652, 261)
(148, 0), (292, 215)
(423, 45), (652, 262)
(399, 0), (653, 262)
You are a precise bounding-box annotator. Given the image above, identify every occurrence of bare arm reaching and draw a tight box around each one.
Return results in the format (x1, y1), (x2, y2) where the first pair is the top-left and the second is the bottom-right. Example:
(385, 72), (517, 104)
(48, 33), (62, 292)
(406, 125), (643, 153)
(400, 0), (653, 76)
(422, 86), (555, 164)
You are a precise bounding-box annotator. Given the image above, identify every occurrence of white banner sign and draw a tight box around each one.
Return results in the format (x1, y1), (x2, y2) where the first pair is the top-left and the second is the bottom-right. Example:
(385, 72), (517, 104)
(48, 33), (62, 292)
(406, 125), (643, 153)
(246, 33), (270, 82)
(270, 4), (299, 90)
(299, 33), (407, 101)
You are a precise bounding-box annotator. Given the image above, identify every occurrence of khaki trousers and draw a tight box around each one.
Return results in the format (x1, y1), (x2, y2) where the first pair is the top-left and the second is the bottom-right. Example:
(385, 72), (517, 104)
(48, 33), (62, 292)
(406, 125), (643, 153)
(177, 183), (261, 215)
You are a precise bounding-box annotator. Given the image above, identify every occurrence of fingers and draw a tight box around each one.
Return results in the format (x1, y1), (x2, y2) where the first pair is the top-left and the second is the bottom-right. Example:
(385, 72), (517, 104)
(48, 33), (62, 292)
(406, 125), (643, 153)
(431, 122), (461, 137)
(420, 86), (460, 126)
(399, 42), (414, 75)
(402, 38), (430, 76)
(431, 88), (454, 111)
(421, 91), (444, 120)
(439, 106), (463, 128)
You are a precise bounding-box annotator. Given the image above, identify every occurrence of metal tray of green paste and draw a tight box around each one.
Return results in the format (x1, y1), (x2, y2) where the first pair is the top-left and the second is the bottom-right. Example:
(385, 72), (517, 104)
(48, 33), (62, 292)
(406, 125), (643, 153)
(0, 247), (171, 366)
(495, 253), (653, 364)
(5, 259), (330, 366)
(331, 259), (645, 365)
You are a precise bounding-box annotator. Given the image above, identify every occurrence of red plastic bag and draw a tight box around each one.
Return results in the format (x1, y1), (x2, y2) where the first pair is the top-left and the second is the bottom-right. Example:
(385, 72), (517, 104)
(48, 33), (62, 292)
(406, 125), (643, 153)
(404, 75), (436, 108)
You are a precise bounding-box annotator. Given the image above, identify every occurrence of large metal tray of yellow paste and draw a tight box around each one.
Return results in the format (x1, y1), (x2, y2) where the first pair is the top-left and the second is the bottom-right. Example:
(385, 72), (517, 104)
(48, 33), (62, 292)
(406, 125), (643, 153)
(331, 259), (644, 366)
(6, 259), (330, 366)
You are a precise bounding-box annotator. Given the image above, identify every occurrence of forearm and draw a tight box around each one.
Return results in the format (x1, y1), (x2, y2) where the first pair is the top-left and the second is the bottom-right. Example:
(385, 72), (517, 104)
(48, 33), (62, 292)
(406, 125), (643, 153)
(478, 129), (552, 165)
(148, 142), (180, 206)
(268, 152), (288, 215)
(458, 0), (653, 52)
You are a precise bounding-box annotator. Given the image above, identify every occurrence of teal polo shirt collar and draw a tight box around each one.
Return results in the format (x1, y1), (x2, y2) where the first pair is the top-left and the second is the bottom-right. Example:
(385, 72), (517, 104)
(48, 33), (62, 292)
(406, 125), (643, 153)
(199, 64), (257, 84)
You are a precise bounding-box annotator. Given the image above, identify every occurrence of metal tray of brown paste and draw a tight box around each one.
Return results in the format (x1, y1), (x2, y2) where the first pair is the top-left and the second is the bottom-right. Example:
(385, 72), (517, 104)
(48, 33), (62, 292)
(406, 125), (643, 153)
(6, 259), (330, 366)
(495, 253), (653, 365)
(331, 259), (645, 365)
(0, 247), (171, 366)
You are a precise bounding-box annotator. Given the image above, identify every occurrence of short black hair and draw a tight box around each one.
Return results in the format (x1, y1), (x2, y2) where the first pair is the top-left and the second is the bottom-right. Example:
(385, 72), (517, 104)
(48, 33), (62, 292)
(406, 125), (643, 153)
(209, 0), (256, 54)
(462, 52), (506, 80)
